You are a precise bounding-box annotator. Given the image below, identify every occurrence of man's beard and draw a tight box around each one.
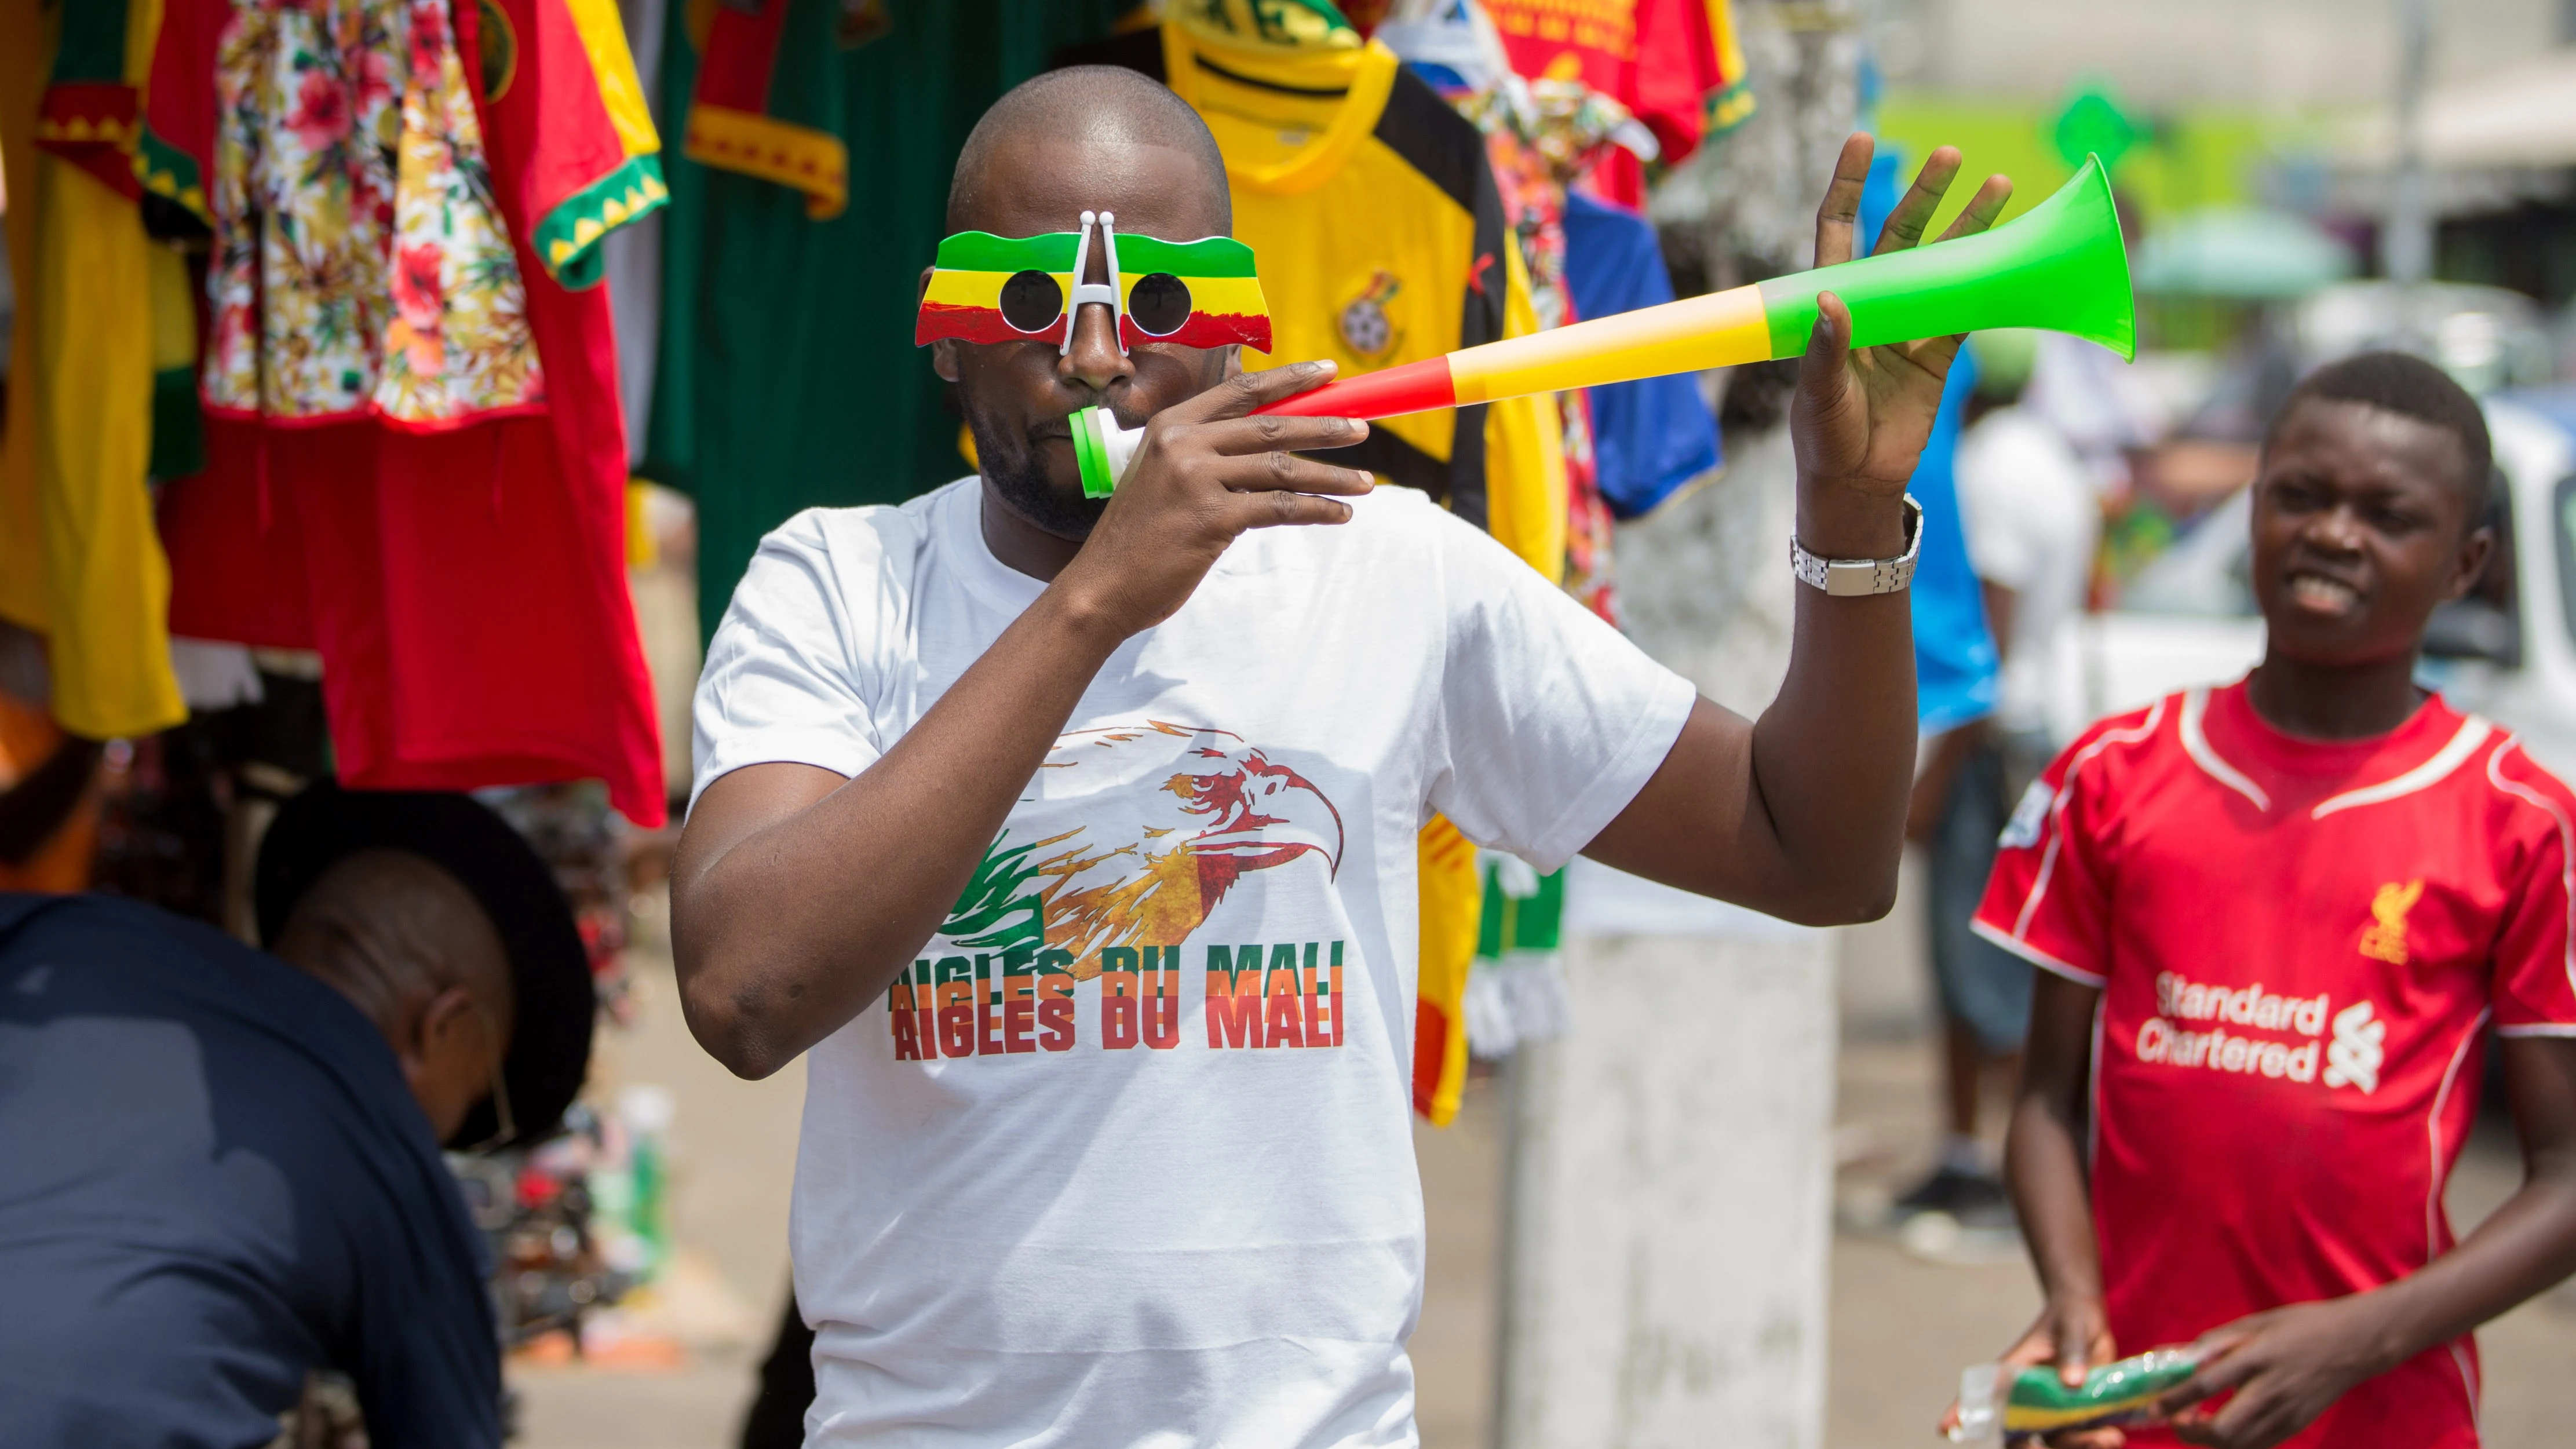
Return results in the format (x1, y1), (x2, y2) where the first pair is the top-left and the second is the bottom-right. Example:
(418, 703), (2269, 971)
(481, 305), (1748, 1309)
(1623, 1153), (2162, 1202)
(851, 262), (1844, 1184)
(970, 408), (1108, 539)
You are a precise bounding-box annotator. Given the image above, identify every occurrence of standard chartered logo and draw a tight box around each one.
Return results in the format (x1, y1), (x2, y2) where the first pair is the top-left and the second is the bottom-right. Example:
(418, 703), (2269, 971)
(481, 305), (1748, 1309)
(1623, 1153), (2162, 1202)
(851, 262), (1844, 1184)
(2136, 972), (2383, 1094)
(2322, 1001), (2385, 1095)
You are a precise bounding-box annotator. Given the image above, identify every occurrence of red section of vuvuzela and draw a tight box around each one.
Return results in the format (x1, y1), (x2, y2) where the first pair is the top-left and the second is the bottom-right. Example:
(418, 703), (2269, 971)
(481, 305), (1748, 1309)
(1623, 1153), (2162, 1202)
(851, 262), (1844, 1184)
(1252, 356), (1457, 419)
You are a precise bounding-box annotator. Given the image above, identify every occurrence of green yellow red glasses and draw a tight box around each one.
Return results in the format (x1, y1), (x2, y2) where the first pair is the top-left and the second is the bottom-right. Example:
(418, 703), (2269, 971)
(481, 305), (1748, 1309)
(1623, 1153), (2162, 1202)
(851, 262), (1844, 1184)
(915, 210), (1272, 353)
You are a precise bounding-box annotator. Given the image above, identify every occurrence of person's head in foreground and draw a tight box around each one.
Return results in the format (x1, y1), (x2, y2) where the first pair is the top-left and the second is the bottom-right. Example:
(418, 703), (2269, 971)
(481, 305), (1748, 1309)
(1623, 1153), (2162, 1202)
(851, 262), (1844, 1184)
(2249, 350), (2494, 705)
(924, 64), (1245, 542)
(0, 784), (589, 1448)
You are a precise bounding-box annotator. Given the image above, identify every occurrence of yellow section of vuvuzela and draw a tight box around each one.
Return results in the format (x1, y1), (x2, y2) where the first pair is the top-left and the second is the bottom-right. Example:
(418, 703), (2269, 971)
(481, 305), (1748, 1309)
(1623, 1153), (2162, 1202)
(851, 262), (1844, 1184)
(1446, 285), (1772, 404)
(1255, 155), (2132, 424)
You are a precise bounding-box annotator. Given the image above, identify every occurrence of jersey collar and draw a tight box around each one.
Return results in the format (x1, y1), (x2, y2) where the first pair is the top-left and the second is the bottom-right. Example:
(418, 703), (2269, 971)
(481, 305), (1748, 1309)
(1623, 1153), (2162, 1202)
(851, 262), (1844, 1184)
(2191, 678), (2487, 817)
(1159, 26), (1399, 196)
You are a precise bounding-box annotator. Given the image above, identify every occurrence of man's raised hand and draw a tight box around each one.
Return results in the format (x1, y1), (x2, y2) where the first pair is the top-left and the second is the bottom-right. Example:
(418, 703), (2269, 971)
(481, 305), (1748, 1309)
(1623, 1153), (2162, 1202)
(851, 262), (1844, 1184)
(1056, 361), (1373, 638)
(1791, 134), (2011, 557)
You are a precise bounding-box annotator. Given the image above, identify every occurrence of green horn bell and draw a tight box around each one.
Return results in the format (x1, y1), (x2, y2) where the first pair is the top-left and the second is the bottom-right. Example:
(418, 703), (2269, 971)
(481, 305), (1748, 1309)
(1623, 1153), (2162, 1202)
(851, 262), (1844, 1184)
(1757, 154), (2136, 362)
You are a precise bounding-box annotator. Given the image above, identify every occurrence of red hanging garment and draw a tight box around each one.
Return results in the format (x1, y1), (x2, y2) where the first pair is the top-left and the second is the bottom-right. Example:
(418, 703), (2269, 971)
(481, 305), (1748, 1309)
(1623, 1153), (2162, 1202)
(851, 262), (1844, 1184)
(159, 0), (668, 824)
(1482, 0), (1730, 209)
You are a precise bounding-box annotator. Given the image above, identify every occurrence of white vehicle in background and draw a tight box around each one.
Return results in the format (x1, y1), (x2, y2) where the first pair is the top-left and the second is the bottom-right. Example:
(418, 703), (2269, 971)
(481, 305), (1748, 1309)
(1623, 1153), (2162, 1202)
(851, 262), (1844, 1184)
(2053, 397), (2576, 778)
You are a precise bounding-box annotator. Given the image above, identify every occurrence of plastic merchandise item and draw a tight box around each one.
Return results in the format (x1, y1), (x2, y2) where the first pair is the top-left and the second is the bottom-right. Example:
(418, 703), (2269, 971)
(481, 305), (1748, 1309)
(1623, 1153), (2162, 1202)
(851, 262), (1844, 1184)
(1071, 406), (1146, 500)
(914, 213), (1272, 354)
(1949, 1349), (2200, 1444)
(1066, 155), (2130, 499)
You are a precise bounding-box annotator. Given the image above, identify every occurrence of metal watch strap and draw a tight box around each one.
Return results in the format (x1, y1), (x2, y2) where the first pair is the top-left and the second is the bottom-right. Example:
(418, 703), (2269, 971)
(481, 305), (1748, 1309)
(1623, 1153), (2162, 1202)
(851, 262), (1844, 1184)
(1789, 494), (1924, 596)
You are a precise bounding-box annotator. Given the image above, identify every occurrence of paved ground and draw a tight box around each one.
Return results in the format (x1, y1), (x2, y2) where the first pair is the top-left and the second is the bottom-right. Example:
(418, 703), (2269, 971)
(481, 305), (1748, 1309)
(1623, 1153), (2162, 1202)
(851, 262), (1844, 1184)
(513, 894), (2576, 1447)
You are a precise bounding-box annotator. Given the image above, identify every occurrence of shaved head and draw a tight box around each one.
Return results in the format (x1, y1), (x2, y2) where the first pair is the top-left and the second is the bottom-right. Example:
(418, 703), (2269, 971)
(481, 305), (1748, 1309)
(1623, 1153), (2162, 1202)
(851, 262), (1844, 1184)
(929, 64), (1242, 554)
(947, 65), (1230, 235)
(276, 849), (514, 1039)
(273, 848), (516, 1140)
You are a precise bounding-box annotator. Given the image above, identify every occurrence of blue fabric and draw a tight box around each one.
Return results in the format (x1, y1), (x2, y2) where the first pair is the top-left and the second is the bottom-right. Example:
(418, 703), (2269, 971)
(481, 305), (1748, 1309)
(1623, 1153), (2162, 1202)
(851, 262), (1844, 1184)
(1926, 736), (2032, 1050)
(1909, 351), (2001, 735)
(1844, 140), (1998, 730)
(0, 893), (501, 1449)
(1856, 148), (1907, 257)
(1559, 192), (1720, 518)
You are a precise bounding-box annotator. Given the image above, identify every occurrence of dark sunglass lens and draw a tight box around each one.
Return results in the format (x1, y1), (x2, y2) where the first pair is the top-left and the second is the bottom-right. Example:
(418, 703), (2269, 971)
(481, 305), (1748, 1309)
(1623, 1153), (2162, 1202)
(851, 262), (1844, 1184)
(998, 270), (1064, 332)
(1127, 273), (1192, 337)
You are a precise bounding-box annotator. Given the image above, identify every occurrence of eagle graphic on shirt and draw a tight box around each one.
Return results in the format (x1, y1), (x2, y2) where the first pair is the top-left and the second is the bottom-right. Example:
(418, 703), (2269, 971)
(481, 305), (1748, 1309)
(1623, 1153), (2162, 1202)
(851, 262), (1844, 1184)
(939, 722), (1344, 978)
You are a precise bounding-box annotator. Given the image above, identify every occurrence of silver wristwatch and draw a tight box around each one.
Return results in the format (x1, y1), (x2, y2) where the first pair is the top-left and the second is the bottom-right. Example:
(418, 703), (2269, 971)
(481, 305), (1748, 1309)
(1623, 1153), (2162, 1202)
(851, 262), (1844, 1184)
(1790, 494), (1924, 596)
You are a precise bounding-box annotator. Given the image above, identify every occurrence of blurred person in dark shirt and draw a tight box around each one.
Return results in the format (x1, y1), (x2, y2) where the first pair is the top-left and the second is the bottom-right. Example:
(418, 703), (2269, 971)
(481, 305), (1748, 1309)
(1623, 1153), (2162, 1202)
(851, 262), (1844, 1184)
(0, 783), (593, 1448)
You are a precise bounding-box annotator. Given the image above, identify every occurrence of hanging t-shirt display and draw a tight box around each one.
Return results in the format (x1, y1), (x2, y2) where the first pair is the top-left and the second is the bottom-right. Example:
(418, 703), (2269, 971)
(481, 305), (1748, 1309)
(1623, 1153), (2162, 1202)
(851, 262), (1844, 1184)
(158, 0), (672, 824)
(1560, 189), (1718, 518)
(207, 0), (546, 428)
(1058, 17), (1574, 1123)
(645, 0), (1137, 641)
(1480, 0), (1742, 209)
(1060, 20), (1568, 575)
(1457, 77), (1621, 625)
(0, 0), (189, 742)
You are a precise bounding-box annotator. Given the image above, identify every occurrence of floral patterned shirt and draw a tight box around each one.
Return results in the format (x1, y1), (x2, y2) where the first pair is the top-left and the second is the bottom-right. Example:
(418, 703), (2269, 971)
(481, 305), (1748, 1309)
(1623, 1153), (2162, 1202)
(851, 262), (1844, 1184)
(207, 0), (543, 428)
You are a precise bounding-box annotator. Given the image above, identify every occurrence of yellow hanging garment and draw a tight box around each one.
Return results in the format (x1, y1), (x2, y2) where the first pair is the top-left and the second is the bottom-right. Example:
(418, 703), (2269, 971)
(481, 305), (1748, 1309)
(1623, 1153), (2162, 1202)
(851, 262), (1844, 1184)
(1, 0), (185, 740)
(1143, 18), (1573, 1122)
(0, 0), (51, 636)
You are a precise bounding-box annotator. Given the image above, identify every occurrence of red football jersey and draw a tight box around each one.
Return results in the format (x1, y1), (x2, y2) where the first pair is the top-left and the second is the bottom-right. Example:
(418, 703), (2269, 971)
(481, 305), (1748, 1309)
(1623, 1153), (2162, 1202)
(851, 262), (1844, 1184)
(1975, 680), (2576, 1449)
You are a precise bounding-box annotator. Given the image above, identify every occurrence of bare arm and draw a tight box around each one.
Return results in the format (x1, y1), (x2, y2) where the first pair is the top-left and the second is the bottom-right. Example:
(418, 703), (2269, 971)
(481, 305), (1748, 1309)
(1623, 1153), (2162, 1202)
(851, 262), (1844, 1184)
(1939, 970), (2124, 1445)
(670, 364), (1371, 1078)
(1582, 137), (2012, 926)
(2161, 1036), (2576, 1449)
(2006, 971), (2120, 1374)
(1983, 577), (2020, 662)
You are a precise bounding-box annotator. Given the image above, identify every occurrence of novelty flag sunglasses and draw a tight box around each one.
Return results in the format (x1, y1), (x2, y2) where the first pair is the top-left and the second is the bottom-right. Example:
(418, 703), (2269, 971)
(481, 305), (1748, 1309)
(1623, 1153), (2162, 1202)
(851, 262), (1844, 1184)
(915, 210), (1272, 353)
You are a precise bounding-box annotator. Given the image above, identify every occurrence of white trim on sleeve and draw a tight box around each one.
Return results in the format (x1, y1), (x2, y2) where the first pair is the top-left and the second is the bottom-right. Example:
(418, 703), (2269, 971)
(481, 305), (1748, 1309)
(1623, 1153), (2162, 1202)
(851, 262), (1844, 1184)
(2483, 737), (2576, 1016)
(1971, 916), (2106, 987)
(2008, 695), (2166, 944)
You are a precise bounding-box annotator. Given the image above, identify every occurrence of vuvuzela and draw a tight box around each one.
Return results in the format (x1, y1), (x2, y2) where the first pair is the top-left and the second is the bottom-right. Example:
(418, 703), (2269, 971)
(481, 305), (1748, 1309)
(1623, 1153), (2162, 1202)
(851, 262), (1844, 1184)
(1073, 155), (2133, 498)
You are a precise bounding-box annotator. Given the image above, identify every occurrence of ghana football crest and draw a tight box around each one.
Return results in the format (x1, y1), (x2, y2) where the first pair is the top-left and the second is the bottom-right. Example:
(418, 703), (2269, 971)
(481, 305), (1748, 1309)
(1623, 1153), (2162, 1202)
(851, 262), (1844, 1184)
(1337, 270), (1404, 360)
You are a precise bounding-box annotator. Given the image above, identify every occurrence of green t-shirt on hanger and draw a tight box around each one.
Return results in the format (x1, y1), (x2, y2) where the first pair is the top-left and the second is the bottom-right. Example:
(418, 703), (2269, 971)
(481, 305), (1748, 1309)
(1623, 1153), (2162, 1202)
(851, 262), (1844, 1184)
(647, 0), (1139, 640)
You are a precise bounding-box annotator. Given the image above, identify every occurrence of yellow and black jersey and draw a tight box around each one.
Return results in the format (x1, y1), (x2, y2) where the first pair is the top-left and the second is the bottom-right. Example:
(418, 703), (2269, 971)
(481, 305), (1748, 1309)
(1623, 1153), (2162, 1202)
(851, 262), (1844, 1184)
(1052, 24), (1566, 579)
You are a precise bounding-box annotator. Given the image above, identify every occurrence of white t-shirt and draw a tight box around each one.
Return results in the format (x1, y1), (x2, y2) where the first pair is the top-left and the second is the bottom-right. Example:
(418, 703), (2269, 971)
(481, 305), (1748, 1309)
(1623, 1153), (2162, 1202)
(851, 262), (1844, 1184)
(1954, 406), (2099, 739)
(692, 477), (1695, 1447)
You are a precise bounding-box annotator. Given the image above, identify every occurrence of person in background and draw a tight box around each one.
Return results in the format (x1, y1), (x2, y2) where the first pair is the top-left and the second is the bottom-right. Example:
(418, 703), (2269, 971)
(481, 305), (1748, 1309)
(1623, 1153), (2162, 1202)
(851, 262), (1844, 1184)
(2025, 330), (2162, 499)
(0, 784), (594, 1448)
(1980, 353), (2576, 1448)
(1957, 328), (2101, 782)
(1882, 335), (2011, 1237)
(1891, 329), (2103, 1238)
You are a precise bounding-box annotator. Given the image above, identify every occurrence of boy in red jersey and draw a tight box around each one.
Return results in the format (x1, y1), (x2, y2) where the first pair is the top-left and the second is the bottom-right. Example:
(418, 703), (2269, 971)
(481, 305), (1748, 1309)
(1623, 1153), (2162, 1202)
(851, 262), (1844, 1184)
(1973, 352), (2576, 1449)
